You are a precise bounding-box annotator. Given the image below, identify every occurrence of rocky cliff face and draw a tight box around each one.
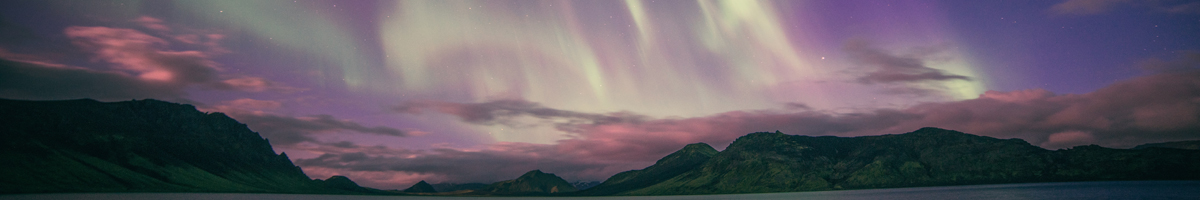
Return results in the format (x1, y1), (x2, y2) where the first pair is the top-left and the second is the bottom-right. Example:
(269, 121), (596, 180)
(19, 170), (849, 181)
(615, 128), (1200, 195)
(0, 98), (376, 194)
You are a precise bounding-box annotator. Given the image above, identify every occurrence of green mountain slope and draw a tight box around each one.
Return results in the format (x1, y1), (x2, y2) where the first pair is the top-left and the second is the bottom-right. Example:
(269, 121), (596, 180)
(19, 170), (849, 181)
(477, 170), (577, 195)
(0, 98), (378, 194)
(622, 128), (1200, 195)
(576, 143), (718, 195)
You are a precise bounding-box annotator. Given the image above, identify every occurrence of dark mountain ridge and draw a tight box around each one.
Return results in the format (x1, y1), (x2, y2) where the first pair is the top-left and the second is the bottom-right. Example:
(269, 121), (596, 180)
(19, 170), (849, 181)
(575, 142), (718, 195)
(611, 128), (1200, 195)
(476, 170), (578, 195)
(1134, 140), (1200, 150)
(0, 98), (378, 194)
(3, 98), (1198, 196)
(403, 180), (437, 193)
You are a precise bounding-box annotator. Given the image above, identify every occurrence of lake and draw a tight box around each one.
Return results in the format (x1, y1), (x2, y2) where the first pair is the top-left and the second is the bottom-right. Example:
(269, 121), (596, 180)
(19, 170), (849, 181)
(3, 181), (1197, 200)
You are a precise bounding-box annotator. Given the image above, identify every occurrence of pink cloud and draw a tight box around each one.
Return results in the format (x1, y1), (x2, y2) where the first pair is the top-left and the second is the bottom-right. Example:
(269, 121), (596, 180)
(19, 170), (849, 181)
(65, 26), (217, 83)
(202, 34), (231, 54)
(224, 98), (283, 111)
(66, 27), (171, 72)
(211, 77), (306, 93)
(60, 25), (294, 93)
(1041, 130), (1097, 149)
(218, 77), (272, 92)
(0, 57), (188, 101)
(0, 48), (78, 69)
(132, 16), (171, 32)
(173, 34), (201, 44)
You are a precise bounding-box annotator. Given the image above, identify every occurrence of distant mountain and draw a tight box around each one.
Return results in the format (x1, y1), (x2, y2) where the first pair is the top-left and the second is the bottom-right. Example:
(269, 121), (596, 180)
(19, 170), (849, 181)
(1134, 140), (1200, 150)
(0, 99), (380, 194)
(403, 180), (437, 193)
(316, 176), (377, 193)
(6, 99), (1197, 196)
(571, 181), (602, 190)
(616, 128), (1200, 195)
(575, 143), (718, 195)
(476, 170), (578, 195)
(430, 182), (487, 192)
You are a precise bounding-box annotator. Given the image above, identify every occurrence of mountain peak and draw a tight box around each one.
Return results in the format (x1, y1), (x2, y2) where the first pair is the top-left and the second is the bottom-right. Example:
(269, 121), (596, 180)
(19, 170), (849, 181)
(680, 143), (717, 153)
(403, 180), (437, 193)
(480, 170), (577, 194)
(319, 176), (360, 189)
(903, 127), (971, 137)
(523, 170), (547, 176)
(579, 142), (719, 195)
(915, 127), (950, 132)
(656, 143), (718, 165)
(895, 127), (1034, 146)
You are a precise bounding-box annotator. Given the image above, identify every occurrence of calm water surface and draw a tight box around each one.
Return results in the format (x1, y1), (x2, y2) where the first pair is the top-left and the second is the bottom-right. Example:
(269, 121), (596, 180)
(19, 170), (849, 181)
(3, 181), (1197, 200)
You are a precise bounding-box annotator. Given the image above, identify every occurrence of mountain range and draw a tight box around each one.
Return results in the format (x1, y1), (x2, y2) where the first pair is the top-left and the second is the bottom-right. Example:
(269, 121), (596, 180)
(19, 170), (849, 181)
(474, 170), (579, 195)
(580, 128), (1200, 195)
(430, 182), (487, 193)
(575, 143), (718, 195)
(0, 99), (380, 194)
(2, 98), (1198, 195)
(1134, 140), (1200, 150)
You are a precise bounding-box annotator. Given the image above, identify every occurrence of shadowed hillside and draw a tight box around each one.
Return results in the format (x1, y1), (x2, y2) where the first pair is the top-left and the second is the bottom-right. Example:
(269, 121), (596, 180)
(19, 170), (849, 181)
(0, 99), (381, 194)
(598, 128), (1200, 195)
(3, 99), (1198, 196)
(476, 170), (577, 195)
(575, 143), (718, 195)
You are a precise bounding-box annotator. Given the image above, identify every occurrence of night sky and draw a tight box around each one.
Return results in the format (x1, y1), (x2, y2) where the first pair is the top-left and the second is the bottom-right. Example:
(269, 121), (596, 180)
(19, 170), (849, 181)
(1, 0), (1198, 189)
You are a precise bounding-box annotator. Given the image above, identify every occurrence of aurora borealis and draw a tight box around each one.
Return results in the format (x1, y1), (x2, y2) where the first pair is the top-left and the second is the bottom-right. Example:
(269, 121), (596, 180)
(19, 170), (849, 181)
(1, 0), (1198, 189)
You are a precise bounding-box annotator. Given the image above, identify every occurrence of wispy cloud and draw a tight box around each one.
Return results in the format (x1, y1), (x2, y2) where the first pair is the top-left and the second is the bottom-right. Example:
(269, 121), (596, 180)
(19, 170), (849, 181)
(844, 40), (971, 84)
(1139, 51), (1200, 73)
(206, 99), (412, 146)
(395, 99), (646, 128)
(0, 57), (187, 101)
(0, 18), (297, 101)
